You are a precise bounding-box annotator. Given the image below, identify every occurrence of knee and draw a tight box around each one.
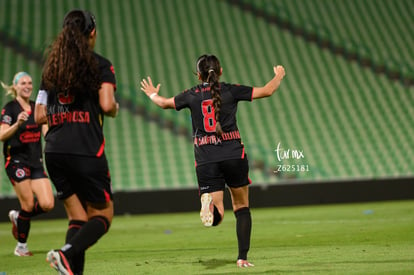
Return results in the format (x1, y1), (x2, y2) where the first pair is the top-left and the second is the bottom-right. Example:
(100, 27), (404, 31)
(38, 196), (55, 212)
(232, 201), (249, 212)
(40, 200), (54, 212)
(87, 202), (113, 224)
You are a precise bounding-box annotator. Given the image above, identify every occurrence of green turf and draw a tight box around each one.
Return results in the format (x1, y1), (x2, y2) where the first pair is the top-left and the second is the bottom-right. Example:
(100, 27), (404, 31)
(1, 200), (413, 274)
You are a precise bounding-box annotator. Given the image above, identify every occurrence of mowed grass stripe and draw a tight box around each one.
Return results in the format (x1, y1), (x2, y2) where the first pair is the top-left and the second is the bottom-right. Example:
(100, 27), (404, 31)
(0, 200), (413, 274)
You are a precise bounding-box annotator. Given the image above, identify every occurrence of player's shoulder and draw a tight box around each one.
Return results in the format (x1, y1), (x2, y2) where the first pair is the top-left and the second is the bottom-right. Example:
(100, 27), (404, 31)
(93, 52), (116, 78)
(1, 100), (18, 118)
(219, 82), (238, 89)
(220, 82), (239, 93)
(221, 82), (244, 87)
(2, 99), (18, 110)
(93, 52), (112, 66)
(221, 82), (252, 91)
(184, 84), (202, 94)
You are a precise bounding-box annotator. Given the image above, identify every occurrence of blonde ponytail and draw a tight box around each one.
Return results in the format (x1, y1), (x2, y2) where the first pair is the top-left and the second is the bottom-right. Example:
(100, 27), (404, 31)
(1, 81), (17, 98)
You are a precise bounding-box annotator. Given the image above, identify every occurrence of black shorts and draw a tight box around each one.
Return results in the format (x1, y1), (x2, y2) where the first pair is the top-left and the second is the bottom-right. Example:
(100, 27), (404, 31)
(45, 153), (113, 203)
(5, 159), (48, 185)
(196, 157), (251, 194)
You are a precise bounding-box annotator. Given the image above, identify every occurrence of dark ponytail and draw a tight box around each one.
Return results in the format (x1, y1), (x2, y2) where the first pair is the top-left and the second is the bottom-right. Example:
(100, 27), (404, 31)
(196, 55), (223, 136)
(207, 69), (223, 135)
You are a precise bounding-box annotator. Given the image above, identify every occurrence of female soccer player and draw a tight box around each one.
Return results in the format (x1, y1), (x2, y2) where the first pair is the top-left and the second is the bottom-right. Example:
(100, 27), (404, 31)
(35, 9), (119, 274)
(140, 54), (286, 268)
(0, 72), (54, 256)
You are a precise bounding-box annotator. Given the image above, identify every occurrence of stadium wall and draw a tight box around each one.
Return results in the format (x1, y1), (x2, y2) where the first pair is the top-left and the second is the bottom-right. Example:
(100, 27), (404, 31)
(0, 177), (413, 222)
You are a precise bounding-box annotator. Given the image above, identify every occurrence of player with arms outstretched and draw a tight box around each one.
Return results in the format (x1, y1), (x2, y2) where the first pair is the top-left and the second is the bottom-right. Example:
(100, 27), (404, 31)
(140, 54), (285, 267)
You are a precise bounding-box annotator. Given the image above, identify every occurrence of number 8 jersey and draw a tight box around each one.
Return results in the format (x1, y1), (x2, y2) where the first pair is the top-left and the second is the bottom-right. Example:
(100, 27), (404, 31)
(174, 82), (253, 166)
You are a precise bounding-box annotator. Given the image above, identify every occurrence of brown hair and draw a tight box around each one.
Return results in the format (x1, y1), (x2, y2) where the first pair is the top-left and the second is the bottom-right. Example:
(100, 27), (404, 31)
(196, 54), (223, 135)
(41, 10), (100, 96)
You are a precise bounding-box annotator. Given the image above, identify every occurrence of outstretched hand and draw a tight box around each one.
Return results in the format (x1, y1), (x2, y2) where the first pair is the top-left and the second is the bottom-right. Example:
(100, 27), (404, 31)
(140, 77), (161, 97)
(273, 65), (285, 79)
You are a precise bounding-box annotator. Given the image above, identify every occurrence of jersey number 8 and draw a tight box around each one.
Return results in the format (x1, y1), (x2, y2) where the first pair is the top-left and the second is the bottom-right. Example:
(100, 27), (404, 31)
(201, 99), (216, 132)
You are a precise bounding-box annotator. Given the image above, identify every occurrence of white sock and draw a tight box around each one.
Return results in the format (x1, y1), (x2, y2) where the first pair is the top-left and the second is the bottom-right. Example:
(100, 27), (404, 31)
(17, 242), (27, 248)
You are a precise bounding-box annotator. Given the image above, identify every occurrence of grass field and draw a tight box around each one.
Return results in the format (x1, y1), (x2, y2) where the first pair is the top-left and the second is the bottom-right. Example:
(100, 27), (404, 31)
(0, 200), (413, 274)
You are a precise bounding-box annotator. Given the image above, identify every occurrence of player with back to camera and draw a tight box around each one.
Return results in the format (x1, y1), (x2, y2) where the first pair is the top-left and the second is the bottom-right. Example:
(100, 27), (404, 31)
(140, 54), (286, 267)
(0, 72), (54, 257)
(34, 9), (119, 275)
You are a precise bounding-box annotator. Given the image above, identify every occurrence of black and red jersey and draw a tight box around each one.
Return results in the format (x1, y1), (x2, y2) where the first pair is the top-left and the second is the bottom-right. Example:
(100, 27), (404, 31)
(174, 82), (253, 165)
(43, 52), (116, 157)
(1, 100), (44, 168)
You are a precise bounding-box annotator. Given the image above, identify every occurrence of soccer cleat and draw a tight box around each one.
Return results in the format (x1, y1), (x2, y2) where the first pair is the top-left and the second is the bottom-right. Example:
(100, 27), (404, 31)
(8, 210), (19, 240)
(237, 259), (254, 268)
(46, 250), (73, 275)
(200, 193), (214, 227)
(14, 244), (33, 256)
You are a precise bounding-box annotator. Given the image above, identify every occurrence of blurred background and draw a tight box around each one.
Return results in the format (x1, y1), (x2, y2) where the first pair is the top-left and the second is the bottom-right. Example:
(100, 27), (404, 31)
(0, 0), (413, 199)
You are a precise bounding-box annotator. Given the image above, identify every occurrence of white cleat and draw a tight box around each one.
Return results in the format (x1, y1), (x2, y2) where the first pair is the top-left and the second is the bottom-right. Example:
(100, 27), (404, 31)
(237, 259), (254, 268)
(46, 250), (73, 275)
(200, 193), (214, 227)
(14, 244), (33, 257)
(8, 210), (19, 240)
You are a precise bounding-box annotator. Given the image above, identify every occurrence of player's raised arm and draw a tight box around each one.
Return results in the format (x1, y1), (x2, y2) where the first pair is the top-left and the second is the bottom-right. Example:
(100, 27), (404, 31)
(252, 65), (286, 99)
(140, 76), (175, 109)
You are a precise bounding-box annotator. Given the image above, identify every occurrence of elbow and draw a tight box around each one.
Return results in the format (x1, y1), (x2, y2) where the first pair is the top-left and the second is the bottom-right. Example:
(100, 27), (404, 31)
(102, 102), (119, 117)
(101, 103), (117, 115)
(160, 103), (170, 109)
(34, 106), (48, 125)
(263, 90), (273, 97)
(262, 89), (274, 98)
(34, 113), (48, 125)
(101, 107), (113, 115)
(0, 133), (6, 142)
(101, 104), (114, 114)
(265, 84), (279, 97)
(264, 81), (280, 97)
(34, 116), (44, 125)
(0, 128), (9, 142)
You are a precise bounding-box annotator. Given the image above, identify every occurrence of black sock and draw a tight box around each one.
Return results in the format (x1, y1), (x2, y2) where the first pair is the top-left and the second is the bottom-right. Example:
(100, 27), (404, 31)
(66, 220), (86, 274)
(17, 210), (31, 243)
(61, 216), (110, 259)
(212, 206), (222, 226)
(234, 207), (252, 260)
(30, 201), (46, 217)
